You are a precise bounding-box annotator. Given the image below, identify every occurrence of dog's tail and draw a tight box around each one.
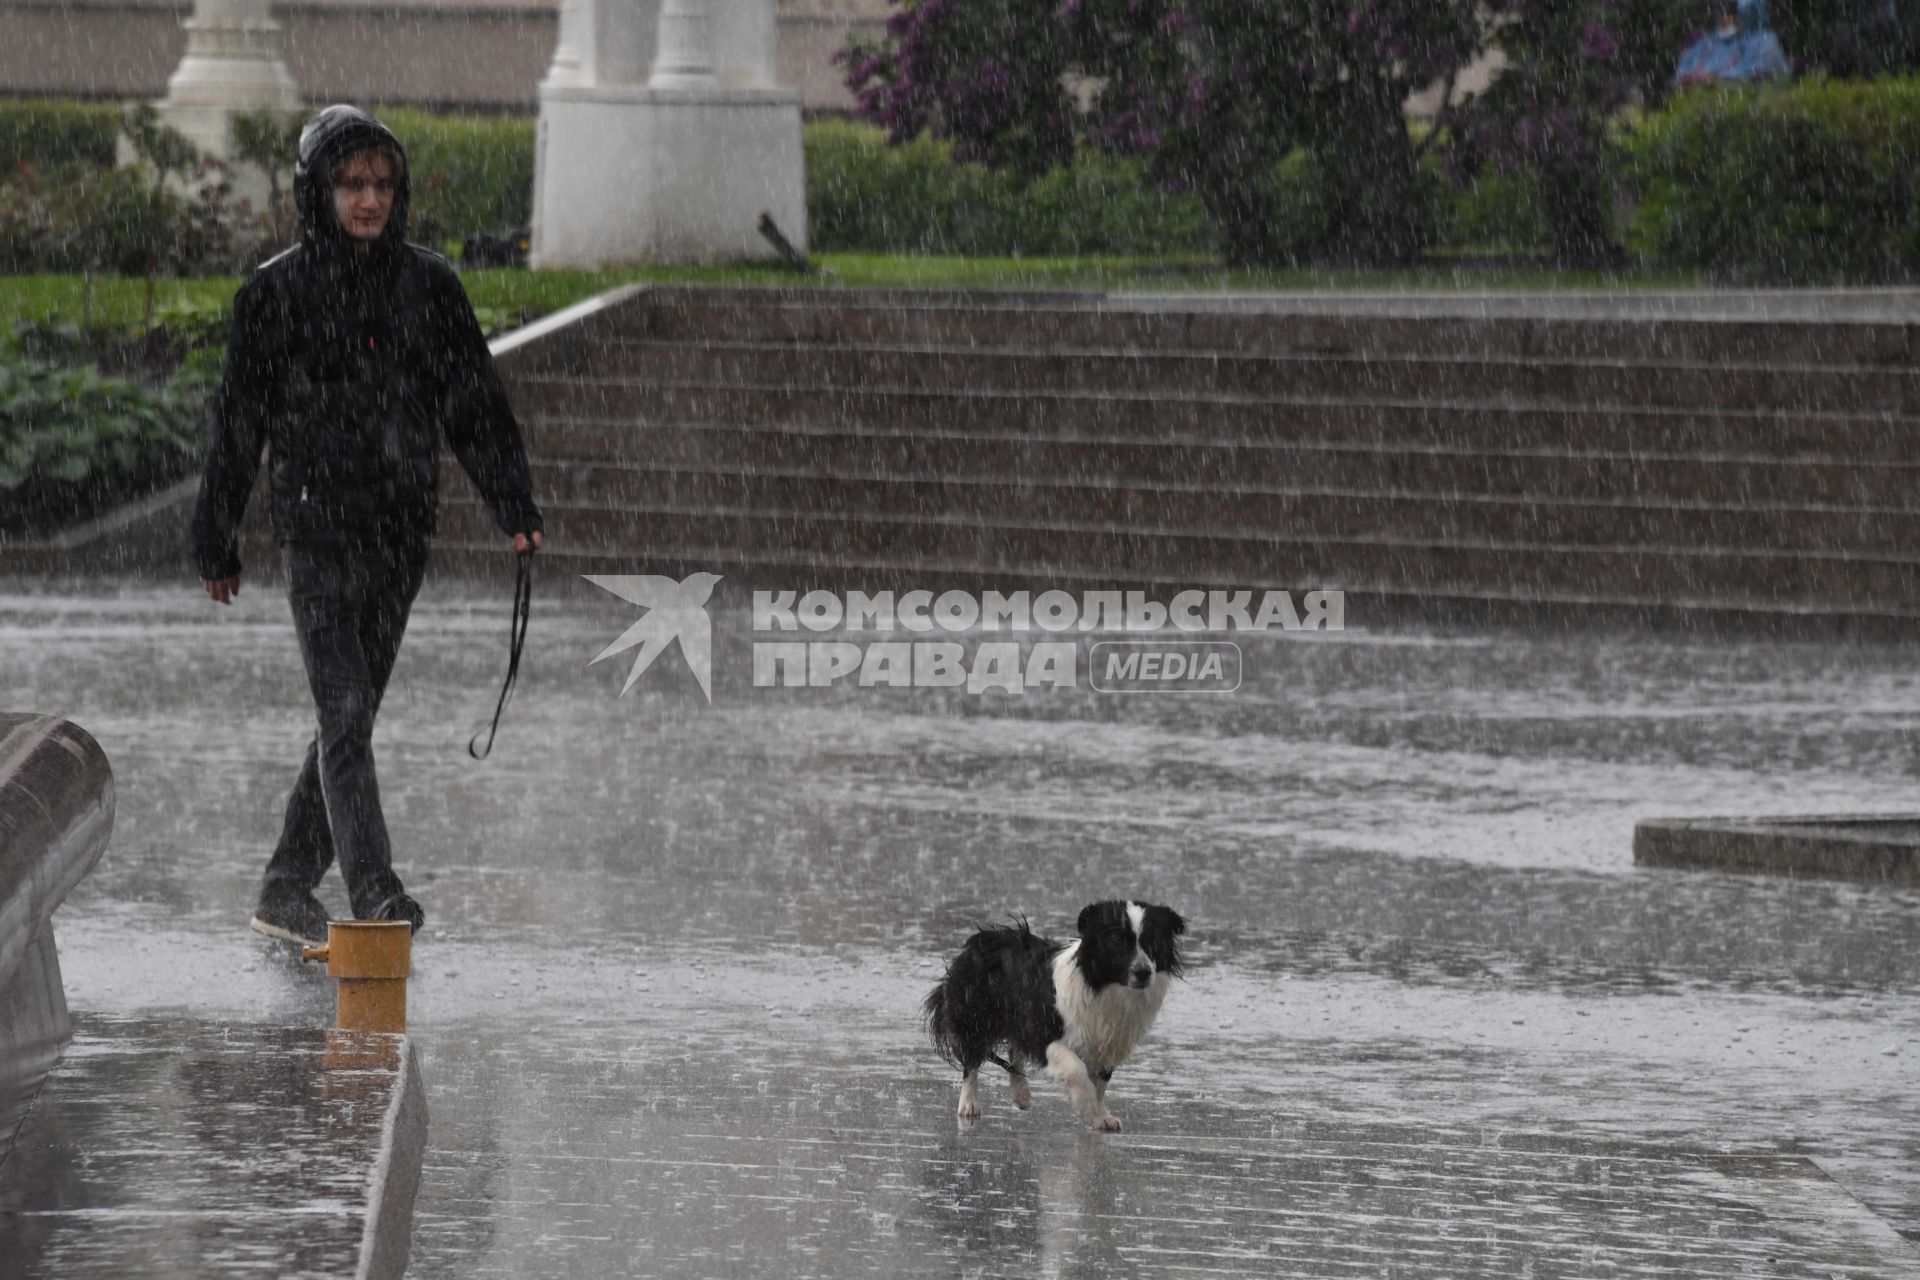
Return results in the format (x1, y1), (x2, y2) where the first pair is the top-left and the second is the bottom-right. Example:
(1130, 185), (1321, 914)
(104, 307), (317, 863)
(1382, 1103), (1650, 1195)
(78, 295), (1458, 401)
(925, 978), (1014, 1073)
(925, 917), (1045, 1074)
(922, 974), (960, 1067)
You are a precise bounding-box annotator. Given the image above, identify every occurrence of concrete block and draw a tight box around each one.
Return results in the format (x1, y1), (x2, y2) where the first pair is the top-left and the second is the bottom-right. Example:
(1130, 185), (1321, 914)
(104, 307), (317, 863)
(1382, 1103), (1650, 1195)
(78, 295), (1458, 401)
(1636, 815), (1920, 882)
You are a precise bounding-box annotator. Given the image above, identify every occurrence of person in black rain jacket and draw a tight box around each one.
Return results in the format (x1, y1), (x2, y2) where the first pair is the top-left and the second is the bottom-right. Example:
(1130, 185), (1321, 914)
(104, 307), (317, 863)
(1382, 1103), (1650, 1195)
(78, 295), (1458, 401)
(191, 104), (545, 944)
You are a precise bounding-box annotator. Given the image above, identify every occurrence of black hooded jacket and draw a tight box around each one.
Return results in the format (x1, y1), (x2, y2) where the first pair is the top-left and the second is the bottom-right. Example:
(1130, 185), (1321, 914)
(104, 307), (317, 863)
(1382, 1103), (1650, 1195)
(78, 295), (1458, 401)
(190, 105), (543, 580)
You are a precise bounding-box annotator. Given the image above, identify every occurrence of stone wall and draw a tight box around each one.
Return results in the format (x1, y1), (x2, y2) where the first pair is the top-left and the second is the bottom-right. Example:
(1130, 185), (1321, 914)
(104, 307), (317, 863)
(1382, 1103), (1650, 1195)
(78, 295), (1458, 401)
(0, 0), (885, 111)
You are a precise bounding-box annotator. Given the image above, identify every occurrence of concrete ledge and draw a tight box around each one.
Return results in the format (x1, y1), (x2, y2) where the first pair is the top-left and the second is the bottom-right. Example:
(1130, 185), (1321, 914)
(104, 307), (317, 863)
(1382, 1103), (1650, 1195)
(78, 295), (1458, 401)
(0, 715), (114, 1161)
(358, 1037), (429, 1280)
(1634, 814), (1920, 883)
(0, 478), (201, 576)
(0, 932), (69, 1162)
(0, 1017), (429, 1280)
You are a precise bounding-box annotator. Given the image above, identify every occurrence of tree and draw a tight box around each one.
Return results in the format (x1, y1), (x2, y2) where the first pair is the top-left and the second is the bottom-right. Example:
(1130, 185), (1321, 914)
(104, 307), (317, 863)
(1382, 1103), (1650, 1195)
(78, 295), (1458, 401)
(1441, 1), (1692, 266)
(230, 108), (304, 246)
(1776, 0), (1920, 77)
(845, 0), (1483, 266)
(51, 167), (179, 334)
(117, 105), (200, 326)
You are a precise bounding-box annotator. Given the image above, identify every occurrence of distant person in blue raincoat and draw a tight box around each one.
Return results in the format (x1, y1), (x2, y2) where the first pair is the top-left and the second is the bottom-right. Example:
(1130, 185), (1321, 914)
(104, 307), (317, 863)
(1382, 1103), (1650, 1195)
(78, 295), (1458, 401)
(1674, 0), (1791, 87)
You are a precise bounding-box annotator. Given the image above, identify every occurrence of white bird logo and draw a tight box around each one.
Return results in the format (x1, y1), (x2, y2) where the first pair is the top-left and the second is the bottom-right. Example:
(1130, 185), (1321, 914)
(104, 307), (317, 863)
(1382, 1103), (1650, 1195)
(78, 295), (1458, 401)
(583, 572), (724, 700)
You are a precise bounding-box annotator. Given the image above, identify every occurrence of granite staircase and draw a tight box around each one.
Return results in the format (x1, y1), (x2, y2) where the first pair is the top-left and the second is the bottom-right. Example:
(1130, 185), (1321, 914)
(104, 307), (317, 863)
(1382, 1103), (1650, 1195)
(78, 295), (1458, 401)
(428, 286), (1920, 617)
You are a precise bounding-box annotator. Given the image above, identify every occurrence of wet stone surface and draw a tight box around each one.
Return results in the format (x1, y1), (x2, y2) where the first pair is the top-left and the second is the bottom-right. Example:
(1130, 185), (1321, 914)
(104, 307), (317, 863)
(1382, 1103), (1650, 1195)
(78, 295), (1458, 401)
(414, 1024), (1916, 1278)
(0, 1014), (406, 1279)
(5, 576), (1920, 1276)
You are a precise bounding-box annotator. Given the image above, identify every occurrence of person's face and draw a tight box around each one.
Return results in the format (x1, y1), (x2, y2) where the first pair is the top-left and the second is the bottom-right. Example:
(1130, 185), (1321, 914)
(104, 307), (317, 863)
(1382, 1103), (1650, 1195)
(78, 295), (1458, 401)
(1718, 6), (1738, 33)
(332, 151), (397, 246)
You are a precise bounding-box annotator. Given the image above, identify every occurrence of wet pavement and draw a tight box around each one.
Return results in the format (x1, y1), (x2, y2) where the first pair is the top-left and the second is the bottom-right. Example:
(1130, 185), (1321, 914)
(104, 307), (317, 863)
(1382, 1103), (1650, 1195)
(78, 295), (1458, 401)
(4, 573), (1919, 1275)
(0, 1017), (416, 1278)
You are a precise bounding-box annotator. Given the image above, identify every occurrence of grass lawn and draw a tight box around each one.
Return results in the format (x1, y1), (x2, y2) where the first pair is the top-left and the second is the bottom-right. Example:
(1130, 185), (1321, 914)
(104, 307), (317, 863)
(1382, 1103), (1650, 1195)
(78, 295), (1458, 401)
(0, 255), (1711, 339)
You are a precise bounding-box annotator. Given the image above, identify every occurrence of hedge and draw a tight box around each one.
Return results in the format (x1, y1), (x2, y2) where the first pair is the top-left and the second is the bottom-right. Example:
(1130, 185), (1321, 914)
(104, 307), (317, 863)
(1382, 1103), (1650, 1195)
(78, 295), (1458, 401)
(1434, 169), (1551, 254)
(377, 107), (536, 242)
(1616, 76), (1920, 282)
(0, 98), (121, 176)
(805, 118), (1213, 256)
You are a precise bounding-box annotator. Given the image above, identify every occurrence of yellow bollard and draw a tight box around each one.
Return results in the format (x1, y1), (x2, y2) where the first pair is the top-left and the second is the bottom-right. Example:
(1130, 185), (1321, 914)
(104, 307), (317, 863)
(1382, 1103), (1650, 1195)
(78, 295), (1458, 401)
(302, 920), (412, 1033)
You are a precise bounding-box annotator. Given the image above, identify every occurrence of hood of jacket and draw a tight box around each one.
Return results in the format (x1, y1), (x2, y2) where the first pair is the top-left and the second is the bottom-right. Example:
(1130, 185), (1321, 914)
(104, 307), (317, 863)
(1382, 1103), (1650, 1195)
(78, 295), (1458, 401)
(293, 105), (411, 262)
(1736, 0), (1771, 35)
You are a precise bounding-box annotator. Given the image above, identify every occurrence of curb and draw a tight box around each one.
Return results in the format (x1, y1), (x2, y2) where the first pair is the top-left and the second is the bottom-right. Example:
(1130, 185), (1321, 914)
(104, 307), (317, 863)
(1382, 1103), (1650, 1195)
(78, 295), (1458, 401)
(358, 1038), (430, 1280)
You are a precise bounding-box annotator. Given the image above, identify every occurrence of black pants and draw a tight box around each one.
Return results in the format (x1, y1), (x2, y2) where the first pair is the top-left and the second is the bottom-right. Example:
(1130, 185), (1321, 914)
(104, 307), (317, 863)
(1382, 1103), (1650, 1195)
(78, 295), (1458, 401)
(261, 538), (429, 918)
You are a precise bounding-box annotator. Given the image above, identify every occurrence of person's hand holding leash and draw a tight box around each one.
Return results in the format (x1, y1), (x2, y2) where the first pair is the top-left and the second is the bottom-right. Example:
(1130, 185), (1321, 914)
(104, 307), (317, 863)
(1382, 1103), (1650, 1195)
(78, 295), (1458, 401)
(472, 528), (540, 759)
(202, 531), (536, 605)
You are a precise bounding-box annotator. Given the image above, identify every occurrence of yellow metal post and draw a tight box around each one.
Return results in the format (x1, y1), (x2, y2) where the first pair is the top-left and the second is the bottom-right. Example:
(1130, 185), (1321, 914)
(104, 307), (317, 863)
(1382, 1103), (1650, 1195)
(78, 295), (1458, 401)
(302, 920), (412, 1033)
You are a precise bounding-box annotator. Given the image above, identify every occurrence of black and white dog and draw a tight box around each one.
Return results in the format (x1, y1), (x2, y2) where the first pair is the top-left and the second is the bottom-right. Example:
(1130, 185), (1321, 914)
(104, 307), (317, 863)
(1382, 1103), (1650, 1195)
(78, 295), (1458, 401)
(924, 900), (1186, 1132)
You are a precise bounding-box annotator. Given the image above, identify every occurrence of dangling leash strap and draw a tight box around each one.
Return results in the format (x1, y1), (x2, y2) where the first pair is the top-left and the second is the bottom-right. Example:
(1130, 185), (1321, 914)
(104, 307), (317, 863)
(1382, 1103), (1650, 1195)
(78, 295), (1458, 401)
(469, 548), (533, 760)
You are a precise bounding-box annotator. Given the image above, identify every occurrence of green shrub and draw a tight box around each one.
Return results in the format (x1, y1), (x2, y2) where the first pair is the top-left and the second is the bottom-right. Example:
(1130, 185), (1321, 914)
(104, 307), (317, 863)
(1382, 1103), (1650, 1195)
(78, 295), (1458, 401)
(807, 115), (1553, 260)
(0, 163), (182, 279)
(0, 98), (120, 175)
(0, 165), (54, 273)
(1436, 169), (1551, 253)
(805, 120), (988, 253)
(53, 166), (182, 277)
(1261, 151), (1334, 260)
(805, 118), (1212, 256)
(148, 296), (232, 349)
(378, 108), (536, 243)
(0, 354), (210, 534)
(1617, 77), (1920, 283)
(981, 150), (1213, 256)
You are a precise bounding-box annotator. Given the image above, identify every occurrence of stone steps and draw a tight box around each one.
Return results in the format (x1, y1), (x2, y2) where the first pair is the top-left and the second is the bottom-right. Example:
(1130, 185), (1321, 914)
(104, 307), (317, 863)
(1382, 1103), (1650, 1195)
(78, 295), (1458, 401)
(572, 338), (1919, 413)
(430, 496), (1920, 614)
(500, 461), (1920, 553)
(508, 382), (1916, 463)
(623, 287), (1919, 365)
(512, 421), (1920, 508)
(472, 286), (1920, 617)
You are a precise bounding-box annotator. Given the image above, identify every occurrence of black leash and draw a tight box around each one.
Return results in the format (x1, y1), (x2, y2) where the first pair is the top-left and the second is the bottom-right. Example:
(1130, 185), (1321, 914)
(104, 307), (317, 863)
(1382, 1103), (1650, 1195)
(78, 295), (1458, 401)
(469, 549), (533, 760)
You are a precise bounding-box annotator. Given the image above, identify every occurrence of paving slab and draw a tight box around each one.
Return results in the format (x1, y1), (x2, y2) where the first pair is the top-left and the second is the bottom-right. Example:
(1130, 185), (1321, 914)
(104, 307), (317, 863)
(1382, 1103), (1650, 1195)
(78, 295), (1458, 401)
(406, 1020), (1918, 1279)
(4, 576), (1920, 1277)
(0, 1013), (424, 1279)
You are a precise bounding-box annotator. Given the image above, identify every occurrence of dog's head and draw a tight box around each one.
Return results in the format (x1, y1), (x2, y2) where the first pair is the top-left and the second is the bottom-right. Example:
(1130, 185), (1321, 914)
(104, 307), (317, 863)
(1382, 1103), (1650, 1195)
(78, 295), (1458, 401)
(1075, 900), (1186, 992)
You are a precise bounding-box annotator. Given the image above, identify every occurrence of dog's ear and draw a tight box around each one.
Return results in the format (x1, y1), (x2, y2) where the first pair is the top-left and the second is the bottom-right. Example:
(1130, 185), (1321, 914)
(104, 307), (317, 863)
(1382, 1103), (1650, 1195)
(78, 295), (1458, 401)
(1145, 905), (1186, 937)
(1077, 900), (1124, 937)
(1141, 905), (1186, 975)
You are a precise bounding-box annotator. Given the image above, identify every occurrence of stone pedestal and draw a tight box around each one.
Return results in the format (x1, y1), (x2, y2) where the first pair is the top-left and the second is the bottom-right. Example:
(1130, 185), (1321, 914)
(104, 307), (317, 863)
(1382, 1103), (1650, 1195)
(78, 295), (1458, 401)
(532, 0), (805, 266)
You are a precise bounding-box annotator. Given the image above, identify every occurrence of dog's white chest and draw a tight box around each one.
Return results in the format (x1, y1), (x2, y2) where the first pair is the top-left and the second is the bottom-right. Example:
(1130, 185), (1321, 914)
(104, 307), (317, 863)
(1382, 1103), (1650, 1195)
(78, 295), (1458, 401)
(1052, 943), (1168, 1071)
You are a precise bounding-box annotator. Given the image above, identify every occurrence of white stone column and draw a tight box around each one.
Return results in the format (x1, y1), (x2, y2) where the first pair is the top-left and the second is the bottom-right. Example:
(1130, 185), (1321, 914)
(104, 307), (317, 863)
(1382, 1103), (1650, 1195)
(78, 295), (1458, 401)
(156, 0), (301, 162)
(541, 0), (591, 91)
(650, 0), (717, 88)
(152, 0), (301, 210)
(532, 0), (807, 267)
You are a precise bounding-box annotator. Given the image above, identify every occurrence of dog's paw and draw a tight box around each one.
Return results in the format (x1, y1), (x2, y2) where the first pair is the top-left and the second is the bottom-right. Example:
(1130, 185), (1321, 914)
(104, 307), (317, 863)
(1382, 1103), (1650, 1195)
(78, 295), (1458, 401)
(1009, 1075), (1032, 1111)
(1090, 1111), (1122, 1133)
